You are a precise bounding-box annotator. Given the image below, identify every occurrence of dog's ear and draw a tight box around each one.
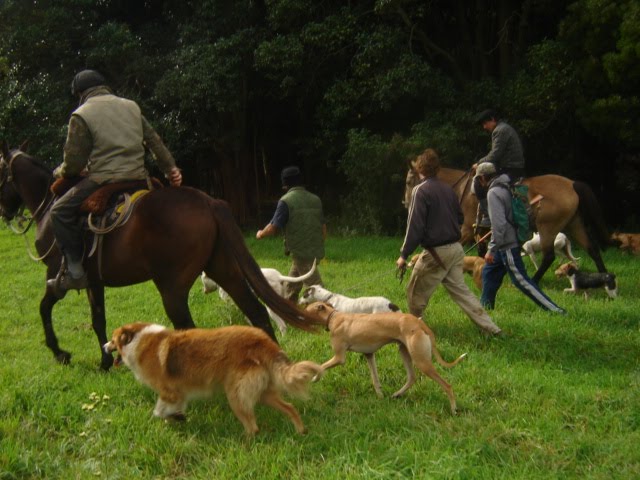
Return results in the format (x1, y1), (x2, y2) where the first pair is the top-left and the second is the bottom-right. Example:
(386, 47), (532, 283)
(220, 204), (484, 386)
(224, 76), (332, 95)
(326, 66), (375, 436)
(308, 301), (325, 313)
(118, 328), (135, 346)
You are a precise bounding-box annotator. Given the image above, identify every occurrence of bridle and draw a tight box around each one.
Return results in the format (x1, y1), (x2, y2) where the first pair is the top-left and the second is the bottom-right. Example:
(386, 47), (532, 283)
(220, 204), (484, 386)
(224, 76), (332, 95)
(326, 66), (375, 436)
(450, 168), (473, 205)
(0, 149), (57, 260)
(0, 149), (22, 221)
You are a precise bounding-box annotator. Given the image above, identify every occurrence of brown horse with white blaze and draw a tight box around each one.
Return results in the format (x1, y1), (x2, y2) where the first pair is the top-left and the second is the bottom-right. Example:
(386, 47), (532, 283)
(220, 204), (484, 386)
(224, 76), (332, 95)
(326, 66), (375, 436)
(404, 166), (610, 282)
(0, 142), (321, 370)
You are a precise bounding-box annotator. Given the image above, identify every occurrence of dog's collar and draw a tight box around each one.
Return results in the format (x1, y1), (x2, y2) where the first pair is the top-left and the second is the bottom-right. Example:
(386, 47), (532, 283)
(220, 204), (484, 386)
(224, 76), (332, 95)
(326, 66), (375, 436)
(325, 310), (338, 332)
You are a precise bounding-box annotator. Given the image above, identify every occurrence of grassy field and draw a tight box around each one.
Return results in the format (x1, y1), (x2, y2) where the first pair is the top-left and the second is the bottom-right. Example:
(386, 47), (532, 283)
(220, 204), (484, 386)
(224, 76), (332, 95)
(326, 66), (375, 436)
(0, 227), (638, 479)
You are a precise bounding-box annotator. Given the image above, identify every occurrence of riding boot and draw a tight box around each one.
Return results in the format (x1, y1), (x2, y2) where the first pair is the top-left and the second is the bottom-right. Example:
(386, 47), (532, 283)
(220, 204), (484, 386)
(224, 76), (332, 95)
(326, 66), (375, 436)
(47, 255), (88, 297)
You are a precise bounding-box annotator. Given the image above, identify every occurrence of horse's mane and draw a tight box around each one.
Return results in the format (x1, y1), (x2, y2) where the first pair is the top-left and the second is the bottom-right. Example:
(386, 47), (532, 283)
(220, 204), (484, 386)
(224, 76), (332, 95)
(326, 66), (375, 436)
(13, 149), (54, 176)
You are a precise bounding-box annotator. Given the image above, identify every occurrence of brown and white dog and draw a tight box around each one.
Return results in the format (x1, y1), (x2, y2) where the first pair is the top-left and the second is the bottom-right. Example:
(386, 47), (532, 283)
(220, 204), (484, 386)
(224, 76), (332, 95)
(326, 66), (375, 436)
(104, 323), (323, 437)
(462, 256), (485, 290)
(304, 302), (466, 414)
(554, 262), (617, 299)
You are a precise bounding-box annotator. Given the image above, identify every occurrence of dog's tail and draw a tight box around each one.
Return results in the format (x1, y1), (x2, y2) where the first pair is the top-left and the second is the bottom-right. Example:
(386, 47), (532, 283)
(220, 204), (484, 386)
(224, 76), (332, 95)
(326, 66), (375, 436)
(277, 259), (317, 284)
(272, 356), (324, 400)
(422, 324), (467, 368)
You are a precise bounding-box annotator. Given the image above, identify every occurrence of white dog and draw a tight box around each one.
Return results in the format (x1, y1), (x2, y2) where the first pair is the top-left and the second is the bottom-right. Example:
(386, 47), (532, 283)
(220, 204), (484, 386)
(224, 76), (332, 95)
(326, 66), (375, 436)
(300, 285), (400, 314)
(522, 232), (580, 269)
(201, 260), (317, 335)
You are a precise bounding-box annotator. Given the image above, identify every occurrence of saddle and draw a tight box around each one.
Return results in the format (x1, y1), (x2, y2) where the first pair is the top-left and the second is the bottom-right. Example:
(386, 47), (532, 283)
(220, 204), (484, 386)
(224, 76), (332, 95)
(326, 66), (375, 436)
(50, 176), (164, 280)
(51, 176), (163, 215)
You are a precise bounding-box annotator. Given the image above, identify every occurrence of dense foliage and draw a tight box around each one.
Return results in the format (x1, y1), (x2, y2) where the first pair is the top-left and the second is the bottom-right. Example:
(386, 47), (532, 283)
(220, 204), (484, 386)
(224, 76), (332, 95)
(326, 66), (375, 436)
(0, 0), (638, 231)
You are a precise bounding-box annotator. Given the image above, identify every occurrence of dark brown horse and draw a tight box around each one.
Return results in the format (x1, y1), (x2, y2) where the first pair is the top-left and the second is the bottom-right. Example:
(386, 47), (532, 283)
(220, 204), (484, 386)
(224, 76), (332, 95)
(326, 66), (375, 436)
(0, 143), (321, 370)
(405, 166), (611, 282)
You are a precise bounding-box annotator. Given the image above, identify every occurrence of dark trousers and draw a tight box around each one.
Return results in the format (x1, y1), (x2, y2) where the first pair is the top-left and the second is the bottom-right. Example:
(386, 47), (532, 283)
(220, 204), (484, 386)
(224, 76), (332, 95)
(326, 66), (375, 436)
(50, 178), (100, 262)
(480, 247), (565, 313)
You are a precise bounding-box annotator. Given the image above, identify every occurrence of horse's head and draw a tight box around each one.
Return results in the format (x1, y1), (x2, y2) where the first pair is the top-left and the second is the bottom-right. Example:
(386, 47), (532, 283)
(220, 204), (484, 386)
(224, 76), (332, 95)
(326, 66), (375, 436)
(0, 141), (26, 221)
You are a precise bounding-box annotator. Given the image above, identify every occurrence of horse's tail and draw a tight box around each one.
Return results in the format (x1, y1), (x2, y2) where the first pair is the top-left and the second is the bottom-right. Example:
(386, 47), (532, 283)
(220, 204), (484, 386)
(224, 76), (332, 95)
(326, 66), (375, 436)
(209, 199), (323, 332)
(573, 181), (611, 250)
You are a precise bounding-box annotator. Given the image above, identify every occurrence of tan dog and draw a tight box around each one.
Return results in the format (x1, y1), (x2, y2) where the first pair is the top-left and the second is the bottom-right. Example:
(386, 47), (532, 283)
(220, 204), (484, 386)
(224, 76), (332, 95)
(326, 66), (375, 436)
(462, 256), (485, 290)
(611, 232), (640, 255)
(304, 302), (466, 414)
(104, 323), (323, 437)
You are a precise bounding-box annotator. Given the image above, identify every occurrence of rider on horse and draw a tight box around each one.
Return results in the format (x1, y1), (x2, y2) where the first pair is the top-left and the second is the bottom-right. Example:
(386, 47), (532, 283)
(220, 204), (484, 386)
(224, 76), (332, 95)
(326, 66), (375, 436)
(47, 69), (182, 295)
(471, 109), (526, 255)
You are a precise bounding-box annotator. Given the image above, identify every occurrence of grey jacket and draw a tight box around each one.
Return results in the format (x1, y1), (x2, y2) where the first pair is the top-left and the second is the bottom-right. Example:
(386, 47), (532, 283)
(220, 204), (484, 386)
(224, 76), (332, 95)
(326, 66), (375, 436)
(486, 174), (519, 253)
(479, 121), (524, 170)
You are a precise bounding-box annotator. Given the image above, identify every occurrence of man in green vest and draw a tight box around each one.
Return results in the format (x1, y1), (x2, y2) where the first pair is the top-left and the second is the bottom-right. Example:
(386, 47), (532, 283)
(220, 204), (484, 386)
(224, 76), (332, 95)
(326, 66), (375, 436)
(256, 166), (325, 301)
(47, 69), (182, 296)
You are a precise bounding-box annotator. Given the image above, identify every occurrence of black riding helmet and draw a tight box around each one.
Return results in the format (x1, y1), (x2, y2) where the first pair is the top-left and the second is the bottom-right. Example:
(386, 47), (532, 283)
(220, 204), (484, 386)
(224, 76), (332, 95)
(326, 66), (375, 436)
(474, 109), (498, 125)
(70, 69), (106, 96)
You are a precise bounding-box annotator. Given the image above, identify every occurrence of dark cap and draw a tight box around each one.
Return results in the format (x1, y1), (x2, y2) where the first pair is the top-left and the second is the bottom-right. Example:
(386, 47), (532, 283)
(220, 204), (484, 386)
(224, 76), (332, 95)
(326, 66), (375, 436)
(474, 109), (498, 125)
(281, 166), (303, 187)
(71, 70), (106, 96)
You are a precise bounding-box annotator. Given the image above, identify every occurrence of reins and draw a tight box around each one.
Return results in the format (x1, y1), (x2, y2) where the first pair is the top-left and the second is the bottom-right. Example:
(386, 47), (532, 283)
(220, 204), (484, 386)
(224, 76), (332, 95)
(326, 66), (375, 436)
(450, 168), (473, 207)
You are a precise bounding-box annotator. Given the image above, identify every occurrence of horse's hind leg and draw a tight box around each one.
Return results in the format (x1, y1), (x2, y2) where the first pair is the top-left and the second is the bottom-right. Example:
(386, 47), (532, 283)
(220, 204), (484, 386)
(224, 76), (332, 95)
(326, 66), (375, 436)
(567, 219), (607, 273)
(87, 285), (113, 371)
(220, 279), (277, 341)
(156, 284), (196, 330)
(532, 232), (558, 283)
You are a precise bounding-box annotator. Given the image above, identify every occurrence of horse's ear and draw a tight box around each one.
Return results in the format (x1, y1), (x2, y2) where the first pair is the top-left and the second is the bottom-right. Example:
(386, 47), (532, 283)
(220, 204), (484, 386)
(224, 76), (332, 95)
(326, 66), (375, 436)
(1, 140), (9, 159)
(19, 140), (28, 152)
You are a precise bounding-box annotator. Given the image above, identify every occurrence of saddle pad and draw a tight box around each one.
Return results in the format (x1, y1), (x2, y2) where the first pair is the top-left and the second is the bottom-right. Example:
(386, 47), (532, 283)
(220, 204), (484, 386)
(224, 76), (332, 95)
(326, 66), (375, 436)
(115, 189), (150, 214)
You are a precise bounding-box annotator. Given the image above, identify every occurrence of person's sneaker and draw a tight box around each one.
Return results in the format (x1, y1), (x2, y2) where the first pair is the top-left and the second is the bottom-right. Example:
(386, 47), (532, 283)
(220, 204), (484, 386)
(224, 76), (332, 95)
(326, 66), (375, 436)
(47, 271), (88, 297)
(481, 328), (505, 339)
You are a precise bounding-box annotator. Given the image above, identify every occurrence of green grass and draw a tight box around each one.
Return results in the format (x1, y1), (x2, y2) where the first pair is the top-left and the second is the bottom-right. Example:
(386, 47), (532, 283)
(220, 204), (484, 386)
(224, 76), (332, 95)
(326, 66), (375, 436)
(1, 228), (639, 479)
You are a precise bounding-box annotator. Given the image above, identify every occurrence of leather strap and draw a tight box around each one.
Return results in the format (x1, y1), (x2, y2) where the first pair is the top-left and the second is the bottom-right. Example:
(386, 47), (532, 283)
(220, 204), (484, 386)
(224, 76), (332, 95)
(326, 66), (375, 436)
(426, 247), (447, 270)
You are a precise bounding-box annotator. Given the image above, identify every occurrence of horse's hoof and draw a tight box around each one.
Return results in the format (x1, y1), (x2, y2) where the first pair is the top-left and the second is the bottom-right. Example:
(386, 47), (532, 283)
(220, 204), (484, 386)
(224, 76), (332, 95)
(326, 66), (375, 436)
(100, 355), (114, 372)
(55, 351), (72, 365)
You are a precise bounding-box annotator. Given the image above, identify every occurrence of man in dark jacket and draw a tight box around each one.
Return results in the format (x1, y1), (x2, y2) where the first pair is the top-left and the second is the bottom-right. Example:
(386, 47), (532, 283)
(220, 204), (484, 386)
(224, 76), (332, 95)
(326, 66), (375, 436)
(476, 162), (565, 313)
(396, 149), (502, 336)
(471, 109), (526, 254)
(48, 70), (182, 296)
(256, 166), (325, 301)
(474, 109), (525, 181)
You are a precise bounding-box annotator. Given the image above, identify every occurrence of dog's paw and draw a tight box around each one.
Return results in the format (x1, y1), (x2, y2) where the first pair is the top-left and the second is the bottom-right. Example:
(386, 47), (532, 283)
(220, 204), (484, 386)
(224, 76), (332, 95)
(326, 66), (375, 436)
(167, 413), (186, 422)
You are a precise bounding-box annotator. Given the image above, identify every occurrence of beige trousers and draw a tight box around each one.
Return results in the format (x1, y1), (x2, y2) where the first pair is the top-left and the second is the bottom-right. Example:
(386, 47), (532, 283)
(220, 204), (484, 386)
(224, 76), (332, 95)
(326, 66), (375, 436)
(407, 243), (501, 334)
(285, 257), (323, 301)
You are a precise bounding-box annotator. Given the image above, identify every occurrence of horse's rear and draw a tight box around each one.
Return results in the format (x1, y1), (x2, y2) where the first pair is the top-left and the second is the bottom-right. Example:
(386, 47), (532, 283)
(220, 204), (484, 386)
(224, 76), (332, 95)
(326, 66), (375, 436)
(523, 174), (609, 281)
